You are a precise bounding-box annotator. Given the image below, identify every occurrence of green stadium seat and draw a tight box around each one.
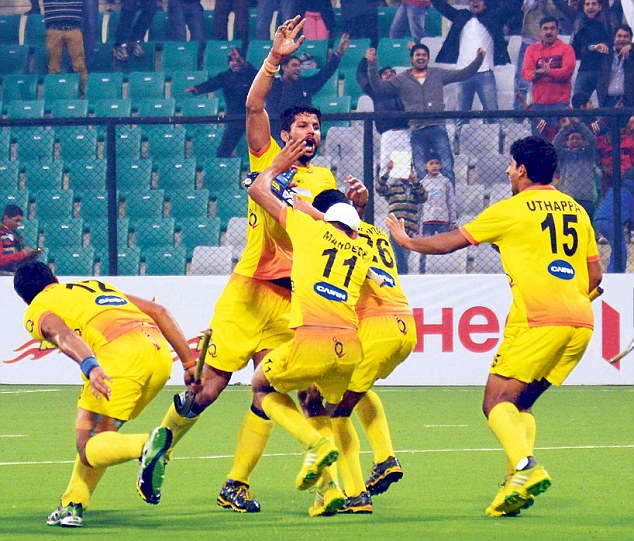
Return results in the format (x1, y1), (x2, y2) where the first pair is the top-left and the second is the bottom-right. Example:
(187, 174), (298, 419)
(86, 72), (124, 104)
(17, 219), (39, 248)
(133, 217), (175, 249)
(0, 131), (11, 161)
(148, 11), (172, 41)
(178, 95), (218, 117)
(312, 95), (352, 136)
(33, 189), (74, 220)
(145, 126), (187, 158)
(0, 15), (21, 45)
(116, 158), (153, 191)
(169, 189), (210, 220)
(339, 68), (366, 109)
(426, 7), (442, 37)
(114, 246), (141, 275)
(50, 99), (89, 118)
(122, 189), (165, 220)
(296, 40), (329, 68)
(377, 6), (398, 39)
(170, 71), (209, 107)
(154, 157), (197, 190)
(51, 246), (95, 276)
(23, 159), (64, 192)
(128, 71), (166, 109)
(92, 98), (132, 118)
(189, 124), (224, 156)
(245, 40), (273, 70)
(143, 245), (187, 275)
(58, 127), (98, 161)
(202, 10), (215, 40)
(136, 97), (176, 117)
(177, 216), (221, 257)
(0, 189), (29, 211)
(74, 189), (109, 220)
(30, 44), (48, 78)
(200, 157), (242, 191)
(66, 159), (107, 191)
(161, 41), (200, 76)
(87, 42), (116, 73)
(377, 38), (412, 68)
(42, 218), (84, 250)
(105, 125), (142, 159)
(210, 187), (247, 228)
(337, 38), (370, 71)
(0, 161), (20, 189)
(203, 40), (241, 75)
(0, 45), (30, 79)
(16, 128), (55, 162)
(105, 12), (120, 43)
(24, 14), (47, 46)
(2, 75), (39, 106)
(8, 100), (45, 119)
(301, 68), (339, 100)
(43, 73), (81, 109)
(115, 42), (157, 73)
(85, 217), (130, 270)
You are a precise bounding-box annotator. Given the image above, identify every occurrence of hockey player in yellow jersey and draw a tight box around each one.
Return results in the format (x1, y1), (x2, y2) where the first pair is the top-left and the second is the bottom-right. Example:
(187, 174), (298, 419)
(13, 262), (196, 528)
(386, 136), (603, 517)
(156, 15), (369, 513)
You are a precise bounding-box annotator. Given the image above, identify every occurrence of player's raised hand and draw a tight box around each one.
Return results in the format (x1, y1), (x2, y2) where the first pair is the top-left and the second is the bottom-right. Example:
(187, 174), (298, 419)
(344, 175), (369, 208)
(89, 367), (112, 401)
(272, 137), (307, 171)
(271, 16), (306, 60)
(386, 213), (410, 247)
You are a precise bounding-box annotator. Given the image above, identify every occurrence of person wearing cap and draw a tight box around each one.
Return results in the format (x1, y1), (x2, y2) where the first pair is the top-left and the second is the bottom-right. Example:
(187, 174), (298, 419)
(186, 46), (258, 158)
(243, 137), (373, 512)
(0, 205), (40, 276)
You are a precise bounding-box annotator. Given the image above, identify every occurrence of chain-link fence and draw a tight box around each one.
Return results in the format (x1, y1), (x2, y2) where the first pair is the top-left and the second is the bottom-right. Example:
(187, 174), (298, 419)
(1, 107), (631, 276)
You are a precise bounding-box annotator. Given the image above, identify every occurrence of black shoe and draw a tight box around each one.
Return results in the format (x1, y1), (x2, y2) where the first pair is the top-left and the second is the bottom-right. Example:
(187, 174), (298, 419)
(217, 480), (261, 513)
(113, 44), (128, 61)
(337, 491), (373, 514)
(365, 456), (403, 496)
(130, 41), (145, 57)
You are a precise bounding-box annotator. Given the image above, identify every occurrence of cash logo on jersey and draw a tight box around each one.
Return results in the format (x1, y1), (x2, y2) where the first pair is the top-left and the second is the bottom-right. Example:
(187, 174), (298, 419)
(314, 282), (348, 302)
(547, 260), (575, 280)
(370, 267), (396, 288)
(95, 295), (128, 306)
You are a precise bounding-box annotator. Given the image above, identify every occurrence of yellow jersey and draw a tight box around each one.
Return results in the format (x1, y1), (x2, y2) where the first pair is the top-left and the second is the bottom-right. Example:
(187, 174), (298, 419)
(281, 207), (372, 330)
(24, 280), (155, 353)
(355, 221), (412, 319)
(234, 138), (337, 280)
(461, 185), (599, 329)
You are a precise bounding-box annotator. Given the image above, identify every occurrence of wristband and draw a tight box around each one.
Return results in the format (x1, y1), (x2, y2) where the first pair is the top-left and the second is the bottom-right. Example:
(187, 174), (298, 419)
(262, 59), (280, 77)
(181, 359), (197, 370)
(80, 356), (100, 378)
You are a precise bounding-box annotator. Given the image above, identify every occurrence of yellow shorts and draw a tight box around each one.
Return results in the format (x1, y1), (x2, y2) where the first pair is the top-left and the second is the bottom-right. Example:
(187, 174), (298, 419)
(78, 325), (173, 420)
(263, 327), (361, 404)
(207, 274), (293, 373)
(349, 314), (417, 393)
(490, 325), (593, 385)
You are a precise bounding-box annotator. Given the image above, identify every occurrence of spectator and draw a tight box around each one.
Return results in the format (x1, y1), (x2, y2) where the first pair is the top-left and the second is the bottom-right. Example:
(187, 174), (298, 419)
(0, 205), (40, 276)
(267, 33), (350, 146)
(82, 1), (100, 72)
(168, 0), (204, 42)
(42, 0), (88, 97)
(356, 58), (411, 171)
(340, 0), (379, 47)
(297, 0), (336, 40)
(27, 0), (41, 15)
(418, 152), (457, 272)
(256, 0), (297, 40)
(596, 114), (634, 194)
(552, 0), (583, 34)
(596, 165), (634, 272)
(597, 24), (634, 107)
(570, 0), (617, 105)
(113, 0), (156, 62)
(186, 47), (257, 157)
(389, 0), (432, 42)
(553, 117), (599, 219)
(375, 159), (428, 274)
(214, 0), (249, 41)
(366, 43), (485, 185)
(431, 0), (511, 135)
(513, 0), (562, 113)
(521, 16), (576, 138)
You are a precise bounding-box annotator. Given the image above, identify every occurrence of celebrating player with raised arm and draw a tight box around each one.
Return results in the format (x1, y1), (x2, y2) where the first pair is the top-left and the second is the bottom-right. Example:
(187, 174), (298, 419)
(387, 136), (602, 517)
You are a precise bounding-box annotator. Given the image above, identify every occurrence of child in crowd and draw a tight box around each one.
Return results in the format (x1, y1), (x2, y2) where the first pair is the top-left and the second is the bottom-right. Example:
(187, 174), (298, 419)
(418, 153), (456, 273)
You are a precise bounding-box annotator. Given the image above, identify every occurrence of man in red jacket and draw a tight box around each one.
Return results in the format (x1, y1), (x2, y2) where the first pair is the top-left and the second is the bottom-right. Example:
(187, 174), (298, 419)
(0, 205), (39, 276)
(522, 16), (576, 140)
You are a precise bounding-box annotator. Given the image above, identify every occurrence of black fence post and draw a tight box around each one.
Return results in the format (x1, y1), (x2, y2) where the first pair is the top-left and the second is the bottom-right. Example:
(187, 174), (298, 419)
(363, 118), (375, 225)
(105, 120), (118, 276)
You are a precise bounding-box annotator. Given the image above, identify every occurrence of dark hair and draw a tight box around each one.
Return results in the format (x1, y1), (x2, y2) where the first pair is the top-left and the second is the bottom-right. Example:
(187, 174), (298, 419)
(509, 136), (558, 185)
(615, 24), (633, 39)
(3, 204), (23, 218)
(280, 55), (299, 68)
(14, 261), (56, 304)
(539, 16), (559, 27)
(280, 105), (322, 132)
(379, 66), (395, 77)
(571, 92), (591, 108)
(426, 152), (441, 163)
(410, 43), (430, 58)
(312, 189), (349, 213)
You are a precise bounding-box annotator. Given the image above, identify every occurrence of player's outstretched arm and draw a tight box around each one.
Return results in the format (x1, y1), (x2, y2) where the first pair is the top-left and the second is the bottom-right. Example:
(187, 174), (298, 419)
(386, 213), (470, 254)
(40, 313), (112, 400)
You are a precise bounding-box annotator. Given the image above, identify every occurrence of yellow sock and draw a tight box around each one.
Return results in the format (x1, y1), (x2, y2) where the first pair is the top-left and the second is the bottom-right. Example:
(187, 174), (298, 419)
(84, 432), (147, 468)
(488, 402), (531, 471)
(261, 392), (321, 448)
(354, 390), (394, 463)
(307, 415), (339, 485)
(161, 403), (200, 457)
(60, 455), (106, 509)
(226, 409), (273, 484)
(505, 411), (538, 474)
(331, 417), (366, 498)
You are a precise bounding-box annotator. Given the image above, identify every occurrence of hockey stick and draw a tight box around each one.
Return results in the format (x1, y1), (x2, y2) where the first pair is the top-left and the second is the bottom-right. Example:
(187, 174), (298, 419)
(173, 329), (211, 416)
(609, 336), (634, 365)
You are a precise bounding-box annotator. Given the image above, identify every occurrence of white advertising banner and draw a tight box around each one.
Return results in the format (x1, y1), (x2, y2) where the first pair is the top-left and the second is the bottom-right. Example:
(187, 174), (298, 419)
(1, 274), (632, 386)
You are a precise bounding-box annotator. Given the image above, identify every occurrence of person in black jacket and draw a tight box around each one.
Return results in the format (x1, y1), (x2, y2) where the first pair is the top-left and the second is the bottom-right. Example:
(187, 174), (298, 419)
(267, 33), (350, 147)
(432, 0), (511, 134)
(357, 57), (410, 171)
(186, 47), (258, 157)
(597, 24), (634, 108)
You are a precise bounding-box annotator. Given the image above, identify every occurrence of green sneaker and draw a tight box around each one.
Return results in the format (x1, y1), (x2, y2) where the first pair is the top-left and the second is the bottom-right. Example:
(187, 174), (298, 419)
(47, 503), (83, 527)
(137, 427), (173, 505)
(295, 438), (339, 491)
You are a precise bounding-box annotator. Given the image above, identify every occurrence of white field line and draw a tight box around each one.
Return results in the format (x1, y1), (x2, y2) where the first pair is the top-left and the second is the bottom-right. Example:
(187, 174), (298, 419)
(0, 389), (62, 395)
(2, 444), (633, 467)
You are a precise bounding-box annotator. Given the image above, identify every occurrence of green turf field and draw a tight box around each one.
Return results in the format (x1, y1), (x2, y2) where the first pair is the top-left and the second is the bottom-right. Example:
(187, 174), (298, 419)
(1, 385), (633, 540)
